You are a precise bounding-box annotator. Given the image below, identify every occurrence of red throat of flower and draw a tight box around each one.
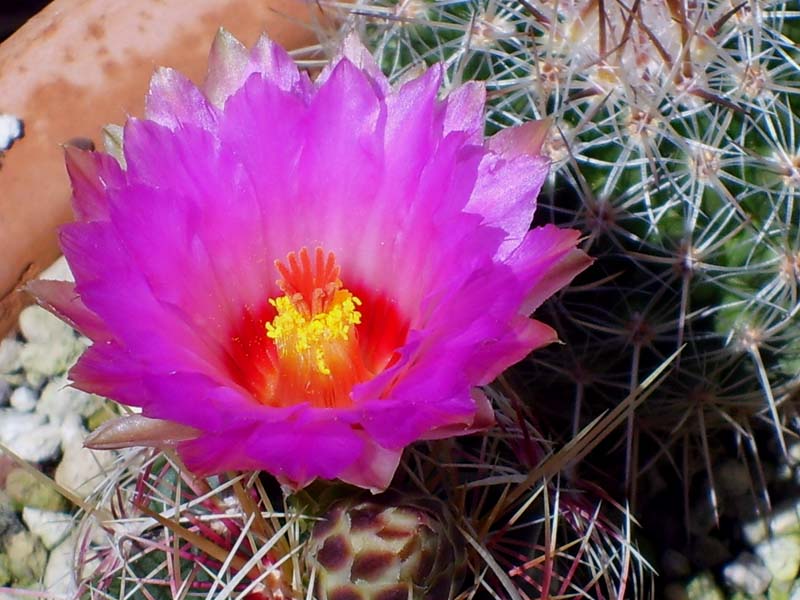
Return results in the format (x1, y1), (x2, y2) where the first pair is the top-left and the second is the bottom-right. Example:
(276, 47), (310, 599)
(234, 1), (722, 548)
(265, 247), (370, 409)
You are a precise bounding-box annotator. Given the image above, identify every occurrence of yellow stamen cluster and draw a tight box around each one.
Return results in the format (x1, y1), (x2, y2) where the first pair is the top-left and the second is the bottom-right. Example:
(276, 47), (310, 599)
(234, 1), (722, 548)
(266, 289), (362, 375)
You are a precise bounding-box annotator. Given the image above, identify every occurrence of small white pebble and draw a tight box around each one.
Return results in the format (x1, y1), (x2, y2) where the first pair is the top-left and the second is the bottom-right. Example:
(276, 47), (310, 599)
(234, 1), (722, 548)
(9, 386), (37, 412)
(743, 518), (769, 546)
(22, 507), (73, 550)
(771, 505), (800, 536)
(7, 422), (61, 464)
(0, 338), (23, 374)
(756, 535), (800, 581)
(722, 552), (772, 595)
(0, 114), (23, 151)
(43, 532), (78, 596)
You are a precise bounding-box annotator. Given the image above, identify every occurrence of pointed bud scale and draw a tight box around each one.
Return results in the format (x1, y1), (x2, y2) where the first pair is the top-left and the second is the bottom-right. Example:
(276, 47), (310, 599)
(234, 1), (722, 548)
(84, 415), (200, 450)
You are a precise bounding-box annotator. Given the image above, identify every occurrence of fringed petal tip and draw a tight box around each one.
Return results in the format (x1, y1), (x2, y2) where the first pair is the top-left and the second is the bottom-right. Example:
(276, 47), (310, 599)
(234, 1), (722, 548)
(25, 279), (108, 339)
(63, 145), (120, 222)
(421, 389), (496, 441)
(145, 67), (218, 131)
(203, 27), (305, 108)
(203, 28), (250, 107)
(316, 31), (390, 95)
(489, 117), (553, 159)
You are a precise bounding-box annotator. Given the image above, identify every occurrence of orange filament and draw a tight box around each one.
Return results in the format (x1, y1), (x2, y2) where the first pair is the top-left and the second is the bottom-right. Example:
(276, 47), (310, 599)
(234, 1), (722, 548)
(265, 247), (370, 408)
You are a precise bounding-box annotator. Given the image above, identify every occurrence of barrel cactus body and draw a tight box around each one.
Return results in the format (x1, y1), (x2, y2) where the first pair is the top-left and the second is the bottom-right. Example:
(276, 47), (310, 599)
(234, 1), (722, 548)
(346, 0), (800, 498)
(305, 498), (462, 600)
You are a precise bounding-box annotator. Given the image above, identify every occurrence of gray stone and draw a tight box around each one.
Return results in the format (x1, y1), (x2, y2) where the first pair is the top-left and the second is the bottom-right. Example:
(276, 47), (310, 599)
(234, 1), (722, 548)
(744, 517), (770, 546)
(37, 376), (102, 425)
(22, 507), (73, 550)
(722, 552), (772, 595)
(686, 572), (724, 600)
(0, 380), (10, 407)
(0, 410), (45, 443)
(5, 422), (61, 464)
(18, 305), (75, 346)
(789, 441), (800, 466)
(0, 373), (25, 388)
(4, 530), (47, 586)
(688, 497), (718, 537)
(0, 492), (22, 538)
(20, 340), (83, 384)
(0, 339), (22, 374)
(756, 535), (800, 582)
(790, 578), (800, 600)
(9, 386), (36, 412)
(17, 306), (84, 382)
(771, 505), (800, 536)
(43, 532), (78, 597)
(0, 553), (10, 586)
(55, 415), (115, 498)
(4, 469), (67, 512)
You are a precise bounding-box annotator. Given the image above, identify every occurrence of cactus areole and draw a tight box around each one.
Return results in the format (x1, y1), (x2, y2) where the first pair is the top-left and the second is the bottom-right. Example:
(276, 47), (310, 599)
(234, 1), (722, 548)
(29, 30), (590, 490)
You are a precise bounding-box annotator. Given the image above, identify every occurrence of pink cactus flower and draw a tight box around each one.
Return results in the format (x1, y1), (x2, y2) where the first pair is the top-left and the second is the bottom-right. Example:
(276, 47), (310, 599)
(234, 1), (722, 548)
(30, 32), (591, 490)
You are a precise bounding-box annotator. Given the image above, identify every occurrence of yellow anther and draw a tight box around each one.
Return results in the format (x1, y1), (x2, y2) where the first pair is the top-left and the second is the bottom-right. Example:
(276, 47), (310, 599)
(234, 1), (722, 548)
(266, 289), (362, 376)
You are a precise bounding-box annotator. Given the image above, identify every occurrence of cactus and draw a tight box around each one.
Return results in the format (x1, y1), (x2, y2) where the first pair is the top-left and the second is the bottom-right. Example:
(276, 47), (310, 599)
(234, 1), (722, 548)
(76, 387), (649, 598)
(338, 0), (800, 510)
(76, 451), (300, 599)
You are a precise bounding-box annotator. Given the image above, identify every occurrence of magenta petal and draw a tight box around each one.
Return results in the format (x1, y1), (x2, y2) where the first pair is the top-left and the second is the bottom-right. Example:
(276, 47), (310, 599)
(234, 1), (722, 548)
(293, 59), (385, 256)
(64, 147), (123, 222)
(178, 426), (264, 474)
(422, 389), (495, 440)
(337, 440), (403, 492)
(69, 341), (149, 406)
(27, 279), (107, 340)
(509, 225), (593, 313)
(248, 33), (309, 94)
(244, 414), (366, 488)
(443, 81), (486, 141)
(469, 317), (559, 385)
(61, 222), (231, 381)
(138, 372), (264, 431)
(488, 118), (551, 159)
(467, 151), (549, 259)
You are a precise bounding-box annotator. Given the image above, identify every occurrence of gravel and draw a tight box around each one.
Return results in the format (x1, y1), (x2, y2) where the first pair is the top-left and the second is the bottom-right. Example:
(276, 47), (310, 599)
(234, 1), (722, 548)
(0, 256), (113, 594)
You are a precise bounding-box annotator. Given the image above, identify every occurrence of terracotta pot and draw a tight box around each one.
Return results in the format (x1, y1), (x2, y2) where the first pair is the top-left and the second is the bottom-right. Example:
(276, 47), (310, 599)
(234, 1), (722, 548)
(0, 0), (327, 337)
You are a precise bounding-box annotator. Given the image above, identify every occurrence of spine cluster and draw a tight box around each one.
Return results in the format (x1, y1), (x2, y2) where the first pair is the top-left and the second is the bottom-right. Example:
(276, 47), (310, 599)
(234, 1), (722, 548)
(348, 0), (800, 497)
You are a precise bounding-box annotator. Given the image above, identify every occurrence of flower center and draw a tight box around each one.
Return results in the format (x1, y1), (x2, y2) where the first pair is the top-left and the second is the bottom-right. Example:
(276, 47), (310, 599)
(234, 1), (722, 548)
(265, 247), (369, 408)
